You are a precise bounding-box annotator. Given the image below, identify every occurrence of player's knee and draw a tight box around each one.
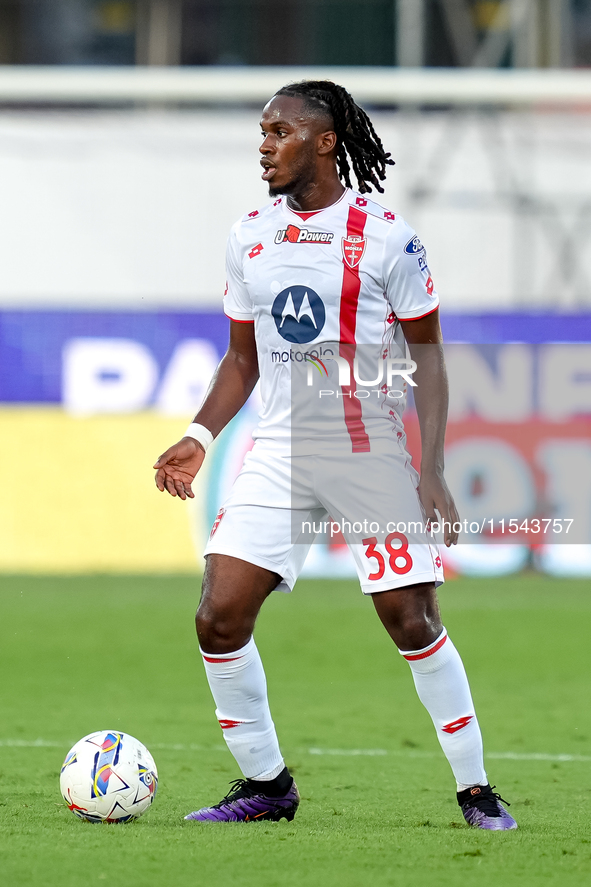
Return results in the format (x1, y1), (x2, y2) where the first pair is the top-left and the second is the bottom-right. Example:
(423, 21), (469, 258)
(195, 606), (221, 646)
(397, 611), (440, 651)
(195, 604), (246, 652)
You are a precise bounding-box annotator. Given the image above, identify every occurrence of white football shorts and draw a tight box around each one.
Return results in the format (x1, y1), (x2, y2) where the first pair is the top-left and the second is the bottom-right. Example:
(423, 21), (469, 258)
(204, 440), (444, 594)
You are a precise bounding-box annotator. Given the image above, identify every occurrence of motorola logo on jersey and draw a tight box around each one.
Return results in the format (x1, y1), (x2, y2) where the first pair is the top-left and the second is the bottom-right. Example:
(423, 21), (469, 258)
(404, 235), (425, 255)
(271, 286), (326, 344)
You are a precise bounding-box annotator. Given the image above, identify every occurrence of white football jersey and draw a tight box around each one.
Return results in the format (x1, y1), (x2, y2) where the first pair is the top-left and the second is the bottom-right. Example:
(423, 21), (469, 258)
(223, 188), (439, 451)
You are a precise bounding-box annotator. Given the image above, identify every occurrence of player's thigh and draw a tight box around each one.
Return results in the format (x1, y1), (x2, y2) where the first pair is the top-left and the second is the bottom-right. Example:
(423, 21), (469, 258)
(204, 444), (322, 593)
(205, 501), (322, 593)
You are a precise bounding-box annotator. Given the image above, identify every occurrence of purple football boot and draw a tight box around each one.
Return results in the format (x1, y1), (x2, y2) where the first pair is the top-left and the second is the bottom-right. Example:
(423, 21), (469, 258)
(458, 784), (518, 830)
(185, 776), (300, 823)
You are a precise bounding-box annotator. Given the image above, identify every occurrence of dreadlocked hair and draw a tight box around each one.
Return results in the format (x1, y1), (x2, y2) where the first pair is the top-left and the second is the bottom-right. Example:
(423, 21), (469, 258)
(275, 80), (394, 194)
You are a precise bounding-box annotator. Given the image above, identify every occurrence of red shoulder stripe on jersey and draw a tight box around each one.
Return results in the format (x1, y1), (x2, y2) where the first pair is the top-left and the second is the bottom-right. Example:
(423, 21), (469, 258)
(225, 314), (255, 324)
(339, 205), (366, 343)
(397, 305), (439, 322)
(339, 205), (371, 453)
(402, 634), (447, 661)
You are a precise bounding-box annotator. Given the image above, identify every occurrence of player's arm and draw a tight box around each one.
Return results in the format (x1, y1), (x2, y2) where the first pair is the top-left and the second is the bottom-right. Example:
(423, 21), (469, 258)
(153, 320), (259, 500)
(401, 308), (459, 546)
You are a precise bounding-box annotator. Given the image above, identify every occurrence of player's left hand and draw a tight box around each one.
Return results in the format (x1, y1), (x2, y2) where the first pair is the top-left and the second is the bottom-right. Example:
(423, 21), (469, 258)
(417, 470), (460, 547)
(153, 437), (205, 500)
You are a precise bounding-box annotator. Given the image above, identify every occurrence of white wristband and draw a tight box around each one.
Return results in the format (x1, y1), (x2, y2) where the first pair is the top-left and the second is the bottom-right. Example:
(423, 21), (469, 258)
(183, 423), (214, 453)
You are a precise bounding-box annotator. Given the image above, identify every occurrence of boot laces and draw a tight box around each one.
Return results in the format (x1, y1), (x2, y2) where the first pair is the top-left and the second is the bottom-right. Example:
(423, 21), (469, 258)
(464, 785), (511, 817)
(213, 778), (255, 809)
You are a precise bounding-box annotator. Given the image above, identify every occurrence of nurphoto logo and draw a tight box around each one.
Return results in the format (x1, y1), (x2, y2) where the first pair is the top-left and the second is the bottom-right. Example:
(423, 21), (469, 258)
(305, 354), (417, 391)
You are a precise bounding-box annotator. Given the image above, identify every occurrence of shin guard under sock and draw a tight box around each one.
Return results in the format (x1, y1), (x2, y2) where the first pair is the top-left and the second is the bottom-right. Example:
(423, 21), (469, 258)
(200, 637), (285, 780)
(400, 629), (487, 788)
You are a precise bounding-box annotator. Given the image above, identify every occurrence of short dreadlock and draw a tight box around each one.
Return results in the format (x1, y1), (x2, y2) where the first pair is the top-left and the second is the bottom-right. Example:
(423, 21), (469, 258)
(275, 80), (394, 194)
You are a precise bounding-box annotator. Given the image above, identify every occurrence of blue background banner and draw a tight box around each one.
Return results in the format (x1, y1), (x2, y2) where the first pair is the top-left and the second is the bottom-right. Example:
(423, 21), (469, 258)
(0, 311), (230, 404)
(1, 310), (590, 404)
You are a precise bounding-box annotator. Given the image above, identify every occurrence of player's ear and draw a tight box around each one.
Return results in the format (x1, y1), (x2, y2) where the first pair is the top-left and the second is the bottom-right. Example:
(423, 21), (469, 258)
(317, 130), (338, 156)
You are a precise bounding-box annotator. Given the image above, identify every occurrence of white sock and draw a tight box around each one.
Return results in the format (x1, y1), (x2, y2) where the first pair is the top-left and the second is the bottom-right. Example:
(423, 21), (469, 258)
(400, 628), (487, 790)
(200, 637), (285, 780)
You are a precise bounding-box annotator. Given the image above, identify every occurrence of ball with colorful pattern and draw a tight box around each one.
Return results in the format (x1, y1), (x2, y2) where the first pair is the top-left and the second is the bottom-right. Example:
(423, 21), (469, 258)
(60, 730), (158, 823)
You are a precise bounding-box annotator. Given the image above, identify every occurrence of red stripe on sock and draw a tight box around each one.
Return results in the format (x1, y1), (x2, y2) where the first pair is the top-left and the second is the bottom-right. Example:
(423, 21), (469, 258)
(218, 718), (244, 729)
(403, 634), (447, 661)
(339, 205), (370, 453)
(201, 655), (243, 663)
(442, 715), (473, 734)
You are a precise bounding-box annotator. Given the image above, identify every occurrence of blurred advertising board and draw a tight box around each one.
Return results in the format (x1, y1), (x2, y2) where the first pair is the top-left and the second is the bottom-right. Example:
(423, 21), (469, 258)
(1, 310), (590, 575)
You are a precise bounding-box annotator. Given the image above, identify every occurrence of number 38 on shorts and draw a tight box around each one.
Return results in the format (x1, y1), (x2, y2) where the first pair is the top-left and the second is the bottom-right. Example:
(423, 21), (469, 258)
(357, 532), (443, 591)
(362, 533), (413, 580)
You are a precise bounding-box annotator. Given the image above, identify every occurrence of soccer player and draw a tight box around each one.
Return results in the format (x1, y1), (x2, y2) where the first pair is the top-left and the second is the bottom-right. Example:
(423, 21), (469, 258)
(154, 80), (516, 830)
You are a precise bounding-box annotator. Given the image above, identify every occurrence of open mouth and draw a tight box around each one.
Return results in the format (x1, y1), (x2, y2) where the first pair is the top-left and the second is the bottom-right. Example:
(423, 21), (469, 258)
(261, 161), (276, 181)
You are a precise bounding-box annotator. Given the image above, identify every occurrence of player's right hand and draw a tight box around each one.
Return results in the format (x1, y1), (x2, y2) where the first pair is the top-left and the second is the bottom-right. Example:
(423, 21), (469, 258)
(153, 438), (206, 500)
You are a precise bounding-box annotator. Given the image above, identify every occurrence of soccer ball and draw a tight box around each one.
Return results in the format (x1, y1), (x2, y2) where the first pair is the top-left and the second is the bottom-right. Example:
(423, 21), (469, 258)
(60, 730), (158, 823)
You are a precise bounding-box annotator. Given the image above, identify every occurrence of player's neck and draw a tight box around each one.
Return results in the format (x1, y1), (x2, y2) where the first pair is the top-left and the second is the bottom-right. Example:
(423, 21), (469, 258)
(285, 178), (346, 214)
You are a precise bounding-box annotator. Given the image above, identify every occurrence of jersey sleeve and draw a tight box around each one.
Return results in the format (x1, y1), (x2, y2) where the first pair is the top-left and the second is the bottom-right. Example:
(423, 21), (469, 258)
(383, 221), (439, 321)
(223, 223), (254, 322)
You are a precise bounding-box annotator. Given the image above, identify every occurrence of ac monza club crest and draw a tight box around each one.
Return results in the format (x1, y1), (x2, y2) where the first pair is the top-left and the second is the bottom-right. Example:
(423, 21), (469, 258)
(342, 235), (366, 269)
(210, 507), (226, 539)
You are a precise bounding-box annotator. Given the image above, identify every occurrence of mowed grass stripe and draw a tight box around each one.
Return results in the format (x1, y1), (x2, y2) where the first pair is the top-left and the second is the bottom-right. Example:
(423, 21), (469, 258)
(2, 738), (591, 764)
(1, 574), (590, 887)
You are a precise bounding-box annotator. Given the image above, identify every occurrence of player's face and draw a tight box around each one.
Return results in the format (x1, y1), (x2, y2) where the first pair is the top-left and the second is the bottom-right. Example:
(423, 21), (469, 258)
(259, 96), (330, 197)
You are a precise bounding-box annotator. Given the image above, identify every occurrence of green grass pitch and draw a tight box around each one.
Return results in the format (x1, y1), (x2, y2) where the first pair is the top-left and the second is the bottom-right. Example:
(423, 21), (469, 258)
(1, 573), (590, 886)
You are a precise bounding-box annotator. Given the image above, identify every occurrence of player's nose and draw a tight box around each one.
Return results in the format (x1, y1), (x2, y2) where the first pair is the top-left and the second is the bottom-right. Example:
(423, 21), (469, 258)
(259, 134), (274, 154)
